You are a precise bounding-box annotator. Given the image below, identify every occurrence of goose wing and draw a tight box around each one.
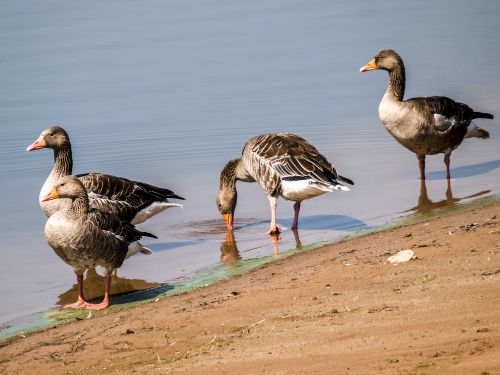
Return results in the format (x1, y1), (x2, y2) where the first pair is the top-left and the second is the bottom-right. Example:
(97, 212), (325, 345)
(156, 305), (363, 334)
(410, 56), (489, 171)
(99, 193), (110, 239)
(87, 208), (153, 244)
(251, 133), (340, 186)
(77, 173), (184, 222)
(407, 96), (473, 132)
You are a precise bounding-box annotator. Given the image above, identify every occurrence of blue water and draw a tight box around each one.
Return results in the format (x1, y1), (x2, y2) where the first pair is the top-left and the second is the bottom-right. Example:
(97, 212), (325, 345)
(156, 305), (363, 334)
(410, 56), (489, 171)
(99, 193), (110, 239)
(1, 0), (499, 324)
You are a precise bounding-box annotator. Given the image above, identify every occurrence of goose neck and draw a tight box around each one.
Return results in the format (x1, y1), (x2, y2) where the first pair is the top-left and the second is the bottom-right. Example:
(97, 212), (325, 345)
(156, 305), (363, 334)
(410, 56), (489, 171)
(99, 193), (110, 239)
(220, 158), (247, 189)
(384, 65), (405, 102)
(53, 145), (73, 178)
(68, 193), (89, 217)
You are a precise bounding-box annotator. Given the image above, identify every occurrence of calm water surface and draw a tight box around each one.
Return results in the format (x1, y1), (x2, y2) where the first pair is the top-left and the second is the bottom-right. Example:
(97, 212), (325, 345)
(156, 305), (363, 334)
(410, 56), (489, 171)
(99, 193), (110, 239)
(1, 0), (499, 324)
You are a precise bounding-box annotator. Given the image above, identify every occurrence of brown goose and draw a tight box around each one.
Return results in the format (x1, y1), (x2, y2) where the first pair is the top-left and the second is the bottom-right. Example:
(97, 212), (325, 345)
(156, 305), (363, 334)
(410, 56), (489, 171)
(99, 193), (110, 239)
(27, 126), (184, 223)
(360, 49), (494, 180)
(216, 133), (353, 234)
(42, 175), (155, 310)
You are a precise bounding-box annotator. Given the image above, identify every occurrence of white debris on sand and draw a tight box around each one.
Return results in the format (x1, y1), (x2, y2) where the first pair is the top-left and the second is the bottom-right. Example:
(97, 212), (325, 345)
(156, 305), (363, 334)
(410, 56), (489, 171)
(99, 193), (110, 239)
(387, 249), (415, 264)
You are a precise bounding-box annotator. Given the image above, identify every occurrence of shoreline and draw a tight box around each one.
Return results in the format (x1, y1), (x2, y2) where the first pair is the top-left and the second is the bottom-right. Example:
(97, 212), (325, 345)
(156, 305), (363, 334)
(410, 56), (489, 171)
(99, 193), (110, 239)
(1, 195), (495, 342)
(1, 196), (499, 373)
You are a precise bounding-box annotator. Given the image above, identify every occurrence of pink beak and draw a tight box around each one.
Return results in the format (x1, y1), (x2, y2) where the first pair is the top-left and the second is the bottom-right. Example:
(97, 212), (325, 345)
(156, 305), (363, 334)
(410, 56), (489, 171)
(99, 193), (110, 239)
(26, 135), (47, 152)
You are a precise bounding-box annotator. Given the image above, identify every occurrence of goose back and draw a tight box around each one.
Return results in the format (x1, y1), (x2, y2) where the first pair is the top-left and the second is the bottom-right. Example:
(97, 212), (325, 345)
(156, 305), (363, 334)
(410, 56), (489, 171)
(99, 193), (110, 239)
(242, 133), (345, 201)
(380, 96), (475, 155)
(77, 172), (184, 224)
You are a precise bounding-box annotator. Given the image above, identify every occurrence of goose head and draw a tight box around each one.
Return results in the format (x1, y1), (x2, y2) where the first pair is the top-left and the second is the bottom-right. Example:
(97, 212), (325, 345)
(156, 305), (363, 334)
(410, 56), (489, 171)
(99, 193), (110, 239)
(360, 49), (403, 73)
(41, 175), (85, 202)
(216, 159), (240, 230)
(216, 185), (237, 230)
(27, 126), (70, 152)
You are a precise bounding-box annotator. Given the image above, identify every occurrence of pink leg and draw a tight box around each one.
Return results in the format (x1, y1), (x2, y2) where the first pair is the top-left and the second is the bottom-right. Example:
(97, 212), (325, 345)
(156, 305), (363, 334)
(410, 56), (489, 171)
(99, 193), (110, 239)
(291, 201), (301, 230)
(267, 196), (281, 234)
(85, 274), (111, 310)
(65, 273), (87, 309)
(444, 152), (451, 180)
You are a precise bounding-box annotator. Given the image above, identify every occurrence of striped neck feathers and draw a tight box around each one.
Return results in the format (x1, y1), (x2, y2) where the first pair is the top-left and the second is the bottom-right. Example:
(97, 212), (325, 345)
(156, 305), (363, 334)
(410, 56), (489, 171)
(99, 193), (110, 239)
(67, 191), (90, 218)
(385, 64), (405, 102)
(219, 159), (242, 189)
(52, 143), (73, 178)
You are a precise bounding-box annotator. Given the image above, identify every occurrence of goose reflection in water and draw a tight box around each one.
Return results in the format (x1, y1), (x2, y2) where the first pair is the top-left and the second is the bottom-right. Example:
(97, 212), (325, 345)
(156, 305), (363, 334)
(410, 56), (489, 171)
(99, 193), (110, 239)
(220, 228), (304, 262)
(220, 231), (242, 264)
(56, 268), (161, 307)
(406, 179), (490, 215)
(269, 228), (303, 255)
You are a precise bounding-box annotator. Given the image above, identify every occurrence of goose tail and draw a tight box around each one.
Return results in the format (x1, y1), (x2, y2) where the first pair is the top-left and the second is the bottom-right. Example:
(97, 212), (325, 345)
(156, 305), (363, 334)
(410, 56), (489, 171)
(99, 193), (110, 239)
(337, 175), (354, 186)
(466, 122), (490, 139)
(140, 231), (158, 239)
(126, 241), (153, 259)
(472, 111), (494, 120)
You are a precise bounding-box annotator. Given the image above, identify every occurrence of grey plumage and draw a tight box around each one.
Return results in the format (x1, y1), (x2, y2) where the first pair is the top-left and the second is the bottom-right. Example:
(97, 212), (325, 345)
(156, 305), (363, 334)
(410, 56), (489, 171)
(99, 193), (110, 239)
(27, 126), (184, 224)
(360, 49), (494, 179)
(217, 133), (353, 233)
(43, 176), (152, 309)
(241, 133), (352, 197)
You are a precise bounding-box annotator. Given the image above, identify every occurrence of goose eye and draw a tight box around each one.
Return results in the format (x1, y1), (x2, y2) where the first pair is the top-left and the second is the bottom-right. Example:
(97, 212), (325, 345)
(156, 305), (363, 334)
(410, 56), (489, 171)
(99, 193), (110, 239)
(60, 183), (65, 187)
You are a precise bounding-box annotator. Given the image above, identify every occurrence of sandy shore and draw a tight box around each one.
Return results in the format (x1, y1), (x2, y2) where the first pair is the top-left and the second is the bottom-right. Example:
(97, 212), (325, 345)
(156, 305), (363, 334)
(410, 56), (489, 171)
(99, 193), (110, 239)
(1, 200), (499, 374)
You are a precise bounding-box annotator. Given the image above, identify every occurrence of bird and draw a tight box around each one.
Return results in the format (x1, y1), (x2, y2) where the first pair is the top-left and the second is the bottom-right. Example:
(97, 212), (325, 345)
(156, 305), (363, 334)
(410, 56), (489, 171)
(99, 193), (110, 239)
(216, 133), (353, 234)
(42, 175), (156, 310)
(27, 126), (184, 223)
(360, 49), (493, 180)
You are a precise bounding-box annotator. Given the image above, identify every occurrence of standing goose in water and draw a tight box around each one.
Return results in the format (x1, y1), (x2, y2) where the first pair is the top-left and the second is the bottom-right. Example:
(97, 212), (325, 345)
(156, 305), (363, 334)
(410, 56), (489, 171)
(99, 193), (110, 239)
(360, 49), (493, 180)
(42, 176), (156, 310)
(216, 133), (353, 234)
(27, 126), (184, 223)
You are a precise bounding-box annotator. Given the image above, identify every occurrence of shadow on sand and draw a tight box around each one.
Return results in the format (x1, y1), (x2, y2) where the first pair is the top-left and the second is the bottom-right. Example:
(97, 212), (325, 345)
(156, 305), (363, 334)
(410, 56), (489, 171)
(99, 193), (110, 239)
(56, 268), (173, 307)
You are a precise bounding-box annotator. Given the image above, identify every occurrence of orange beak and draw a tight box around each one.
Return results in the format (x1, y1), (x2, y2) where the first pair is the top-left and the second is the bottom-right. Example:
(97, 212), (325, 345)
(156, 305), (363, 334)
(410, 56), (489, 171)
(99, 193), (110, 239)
(41, 187), (59, 202)
(223, 213), (234, 230)
(359, 58), (377, 73)
(26, 135), (47, 152)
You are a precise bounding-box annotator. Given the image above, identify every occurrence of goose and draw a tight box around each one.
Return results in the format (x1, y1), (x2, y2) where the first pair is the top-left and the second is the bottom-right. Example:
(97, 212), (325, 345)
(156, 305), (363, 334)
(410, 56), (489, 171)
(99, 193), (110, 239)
(360, 49), (493, 180)
(27, 126), (184, 223)
(42, 175), (156, 310)
(216, 133), (353, 234)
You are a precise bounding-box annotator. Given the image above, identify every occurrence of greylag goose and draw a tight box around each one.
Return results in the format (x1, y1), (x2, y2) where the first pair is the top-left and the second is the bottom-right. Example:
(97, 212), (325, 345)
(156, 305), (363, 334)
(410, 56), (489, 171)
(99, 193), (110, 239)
(360, 49), (493, 180)
(216, 133), (353, 234)
(27, 126), (184, 223)
(42, 175), (155, 310)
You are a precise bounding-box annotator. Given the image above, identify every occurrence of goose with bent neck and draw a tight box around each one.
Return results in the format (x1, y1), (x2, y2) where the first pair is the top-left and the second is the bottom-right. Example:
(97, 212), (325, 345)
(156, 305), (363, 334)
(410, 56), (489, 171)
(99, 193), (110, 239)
(216, 133), (353, 234)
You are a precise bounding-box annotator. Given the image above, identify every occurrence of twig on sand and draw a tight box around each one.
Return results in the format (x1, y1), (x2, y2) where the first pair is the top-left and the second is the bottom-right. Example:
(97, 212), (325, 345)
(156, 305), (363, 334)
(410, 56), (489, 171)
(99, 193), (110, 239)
(248, 319), (265, 328)
(209, 335), (217, 345)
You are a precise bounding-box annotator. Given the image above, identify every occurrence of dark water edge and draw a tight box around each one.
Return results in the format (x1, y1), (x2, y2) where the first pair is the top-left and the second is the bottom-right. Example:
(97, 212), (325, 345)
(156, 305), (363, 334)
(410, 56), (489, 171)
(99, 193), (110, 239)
(1, 193), (498, 343)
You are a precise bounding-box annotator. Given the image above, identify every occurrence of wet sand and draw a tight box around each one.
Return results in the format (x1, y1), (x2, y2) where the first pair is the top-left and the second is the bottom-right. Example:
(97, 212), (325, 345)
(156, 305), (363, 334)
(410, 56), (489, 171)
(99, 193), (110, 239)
(1, 200), (499, 374)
